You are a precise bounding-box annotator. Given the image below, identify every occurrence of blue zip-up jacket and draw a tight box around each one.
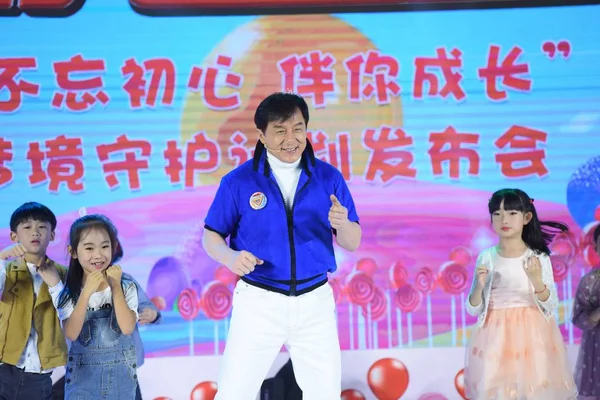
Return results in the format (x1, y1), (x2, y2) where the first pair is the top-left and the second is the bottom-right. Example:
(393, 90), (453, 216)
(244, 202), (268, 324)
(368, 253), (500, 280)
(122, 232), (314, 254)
(204, 141), (359, 296)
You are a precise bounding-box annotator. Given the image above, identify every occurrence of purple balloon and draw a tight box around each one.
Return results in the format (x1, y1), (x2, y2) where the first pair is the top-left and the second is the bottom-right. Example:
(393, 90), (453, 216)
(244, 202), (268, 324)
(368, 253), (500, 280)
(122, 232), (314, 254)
(146, 256), (190, 309)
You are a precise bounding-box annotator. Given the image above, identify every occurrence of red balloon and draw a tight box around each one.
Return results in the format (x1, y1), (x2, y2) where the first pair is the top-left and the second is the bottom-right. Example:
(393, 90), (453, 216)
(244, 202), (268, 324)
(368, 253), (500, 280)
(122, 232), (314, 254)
(341, 389), (366, 400)
(595, 205), (600, 221)
(367, 358), (409, 400)
(150, 296), (166, 311)
(356, 257), (378, 276)
(190, 381), (218, 400)
(455, 369), (466, 400)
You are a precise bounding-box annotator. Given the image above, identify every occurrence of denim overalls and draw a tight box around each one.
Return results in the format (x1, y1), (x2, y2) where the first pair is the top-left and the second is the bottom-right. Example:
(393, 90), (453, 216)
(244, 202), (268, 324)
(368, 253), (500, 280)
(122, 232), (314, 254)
(64, 307), (138, 399)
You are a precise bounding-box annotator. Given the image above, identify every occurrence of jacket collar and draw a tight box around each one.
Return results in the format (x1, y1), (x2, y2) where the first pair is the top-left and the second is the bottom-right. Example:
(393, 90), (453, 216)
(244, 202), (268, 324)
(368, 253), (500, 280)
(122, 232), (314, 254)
(8, 256), (52, 272)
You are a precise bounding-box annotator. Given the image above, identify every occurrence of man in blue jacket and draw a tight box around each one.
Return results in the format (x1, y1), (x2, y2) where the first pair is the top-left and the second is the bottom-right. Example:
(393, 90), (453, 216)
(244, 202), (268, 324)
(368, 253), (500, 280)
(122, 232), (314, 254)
(202, 92), (361, 400)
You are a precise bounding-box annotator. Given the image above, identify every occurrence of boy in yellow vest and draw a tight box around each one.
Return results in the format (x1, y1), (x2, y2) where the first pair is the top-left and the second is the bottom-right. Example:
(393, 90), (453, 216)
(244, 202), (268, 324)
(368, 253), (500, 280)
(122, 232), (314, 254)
(0, 202), (68, 400)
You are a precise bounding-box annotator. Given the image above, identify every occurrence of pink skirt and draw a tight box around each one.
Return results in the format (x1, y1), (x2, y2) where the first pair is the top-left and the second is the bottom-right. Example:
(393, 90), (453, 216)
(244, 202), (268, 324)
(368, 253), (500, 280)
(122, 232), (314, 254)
(465, 306), (577, 400)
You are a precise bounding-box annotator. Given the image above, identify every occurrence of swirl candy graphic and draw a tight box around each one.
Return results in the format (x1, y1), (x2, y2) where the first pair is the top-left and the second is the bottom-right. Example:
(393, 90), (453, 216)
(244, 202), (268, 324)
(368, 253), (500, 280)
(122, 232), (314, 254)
(345, 271), (376, 306)
(414, 266), (436, 293)
(201, 281), (233, 320)
(438, 261), (469, 295)
(362, 286), (387, 321)
(394, 283), (422, 313)
(389, 260), (409, 289)
(178, 288), (200, 321)
(550, 254), (570, 283)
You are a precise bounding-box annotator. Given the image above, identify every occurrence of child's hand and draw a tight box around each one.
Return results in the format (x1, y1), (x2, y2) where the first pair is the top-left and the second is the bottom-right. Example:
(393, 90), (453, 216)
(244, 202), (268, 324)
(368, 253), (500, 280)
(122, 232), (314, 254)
(523, 256), (544, 287)
(105, 265), (122, 288)
(82, 270), (106, 297)
(474, 264), (489, 290)
(37, 259), (61, 287)
(139, 307), (158, 325)
(0, 243), (27, 261)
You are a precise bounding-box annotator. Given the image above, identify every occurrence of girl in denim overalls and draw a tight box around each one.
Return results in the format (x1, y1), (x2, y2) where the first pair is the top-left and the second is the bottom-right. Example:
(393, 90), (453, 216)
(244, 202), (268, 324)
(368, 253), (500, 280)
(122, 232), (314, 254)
(51, 215), (139, 399)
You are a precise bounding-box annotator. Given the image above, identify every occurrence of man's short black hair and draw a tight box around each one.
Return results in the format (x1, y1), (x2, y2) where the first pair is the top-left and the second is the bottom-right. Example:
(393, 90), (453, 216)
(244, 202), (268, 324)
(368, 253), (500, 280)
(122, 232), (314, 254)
(10, 202), (57, 232)
(254, 92), (309, 133)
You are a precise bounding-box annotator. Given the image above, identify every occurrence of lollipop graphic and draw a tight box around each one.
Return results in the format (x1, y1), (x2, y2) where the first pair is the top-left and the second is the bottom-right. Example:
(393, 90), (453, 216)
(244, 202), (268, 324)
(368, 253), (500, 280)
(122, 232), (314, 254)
(361, 286), (387, 349)
(200, 281), (233, 355)
(394, 283), (422, 346)
(345, 271), (376, 350)
(414, 266), (436, 347)
(178, 288), (200, 355)
(438, 260), (469, 346)
(345, 271), (376, 306)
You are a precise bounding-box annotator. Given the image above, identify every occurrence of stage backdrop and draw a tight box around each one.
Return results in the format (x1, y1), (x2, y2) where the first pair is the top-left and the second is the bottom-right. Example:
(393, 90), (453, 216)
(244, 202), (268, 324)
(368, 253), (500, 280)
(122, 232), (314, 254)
(1, 1), (600, 399)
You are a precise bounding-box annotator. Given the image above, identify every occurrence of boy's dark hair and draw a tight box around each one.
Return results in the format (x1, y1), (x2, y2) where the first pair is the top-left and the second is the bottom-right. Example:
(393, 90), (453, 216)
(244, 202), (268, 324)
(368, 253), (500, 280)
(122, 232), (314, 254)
(254, 92), (310, 133)
(594, 223), (600, 246)
(10, 202), (57, 232)
(488, 188), (569, 256)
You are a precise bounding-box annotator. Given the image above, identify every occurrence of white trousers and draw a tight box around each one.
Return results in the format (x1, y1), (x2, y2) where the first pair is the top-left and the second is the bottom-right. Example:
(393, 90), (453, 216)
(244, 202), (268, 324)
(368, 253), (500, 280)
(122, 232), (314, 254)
(215, 280), (341, 400)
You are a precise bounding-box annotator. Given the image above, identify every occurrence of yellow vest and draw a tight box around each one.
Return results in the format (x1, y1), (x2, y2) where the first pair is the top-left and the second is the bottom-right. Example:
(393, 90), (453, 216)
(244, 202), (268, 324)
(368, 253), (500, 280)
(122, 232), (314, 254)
(0, 258), (68, 370)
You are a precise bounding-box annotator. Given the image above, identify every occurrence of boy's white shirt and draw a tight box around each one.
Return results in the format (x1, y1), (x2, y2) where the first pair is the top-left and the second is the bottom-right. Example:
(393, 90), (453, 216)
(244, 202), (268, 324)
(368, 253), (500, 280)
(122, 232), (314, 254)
(0, 259), (55, 373)
(465, 246), (559, 327)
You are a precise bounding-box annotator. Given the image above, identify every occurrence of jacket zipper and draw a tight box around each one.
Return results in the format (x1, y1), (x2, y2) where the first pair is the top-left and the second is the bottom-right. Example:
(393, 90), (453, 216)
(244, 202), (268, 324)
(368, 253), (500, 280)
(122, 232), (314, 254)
(269, 177), (309, 296)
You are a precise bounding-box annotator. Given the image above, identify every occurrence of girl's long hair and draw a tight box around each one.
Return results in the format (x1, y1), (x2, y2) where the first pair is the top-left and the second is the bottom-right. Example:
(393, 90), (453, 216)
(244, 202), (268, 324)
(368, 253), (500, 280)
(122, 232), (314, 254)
(57, 214), (130, 308)
(488, 188), (568, 256)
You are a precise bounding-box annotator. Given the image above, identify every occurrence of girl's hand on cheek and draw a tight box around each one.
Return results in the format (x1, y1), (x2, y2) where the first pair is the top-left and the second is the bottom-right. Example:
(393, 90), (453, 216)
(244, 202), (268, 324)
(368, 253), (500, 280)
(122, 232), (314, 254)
(82, 270), (106, 297)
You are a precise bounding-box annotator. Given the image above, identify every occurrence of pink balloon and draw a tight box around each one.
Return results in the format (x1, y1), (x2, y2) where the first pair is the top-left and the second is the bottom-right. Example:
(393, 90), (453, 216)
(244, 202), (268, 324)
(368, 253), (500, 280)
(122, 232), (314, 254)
(418, 394), (448, 400)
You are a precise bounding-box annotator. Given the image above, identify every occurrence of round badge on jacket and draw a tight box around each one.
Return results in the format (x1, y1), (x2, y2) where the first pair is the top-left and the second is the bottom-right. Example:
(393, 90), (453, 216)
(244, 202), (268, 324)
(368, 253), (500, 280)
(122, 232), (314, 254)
(249, 192), (267, 210)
